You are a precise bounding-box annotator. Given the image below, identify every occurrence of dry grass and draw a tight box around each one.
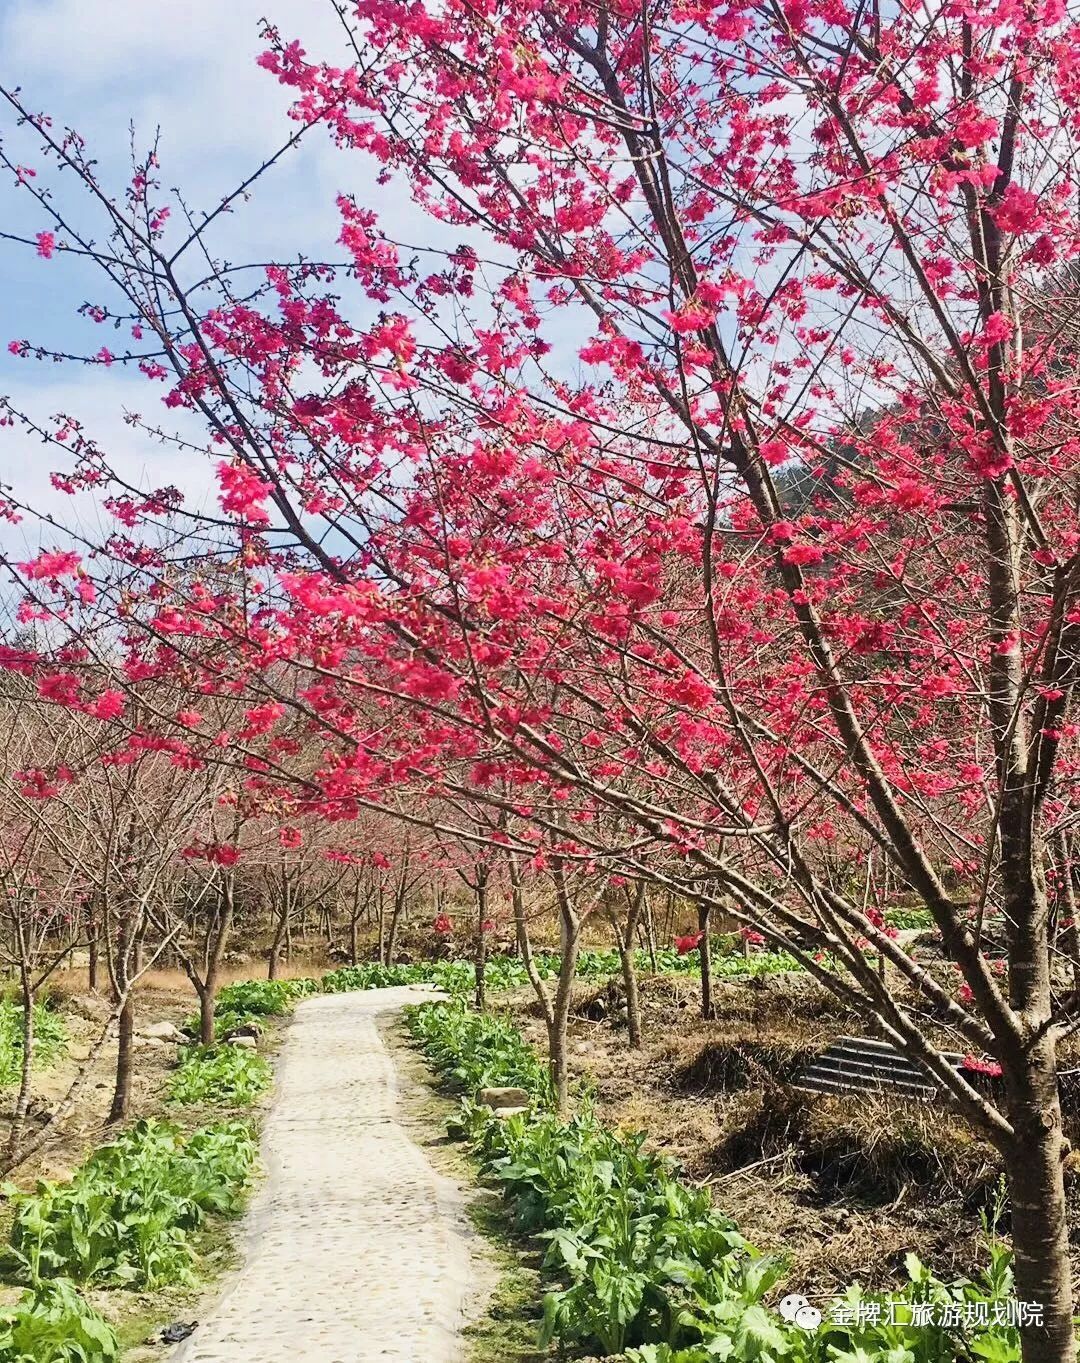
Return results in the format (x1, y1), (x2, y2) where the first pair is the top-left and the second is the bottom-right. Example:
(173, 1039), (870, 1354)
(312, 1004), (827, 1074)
(47, 957), (324, 1004)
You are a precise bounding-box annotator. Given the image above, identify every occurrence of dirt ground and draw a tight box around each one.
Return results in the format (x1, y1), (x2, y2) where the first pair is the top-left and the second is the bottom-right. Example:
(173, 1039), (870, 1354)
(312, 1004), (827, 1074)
(505, 970), (1080, 1298)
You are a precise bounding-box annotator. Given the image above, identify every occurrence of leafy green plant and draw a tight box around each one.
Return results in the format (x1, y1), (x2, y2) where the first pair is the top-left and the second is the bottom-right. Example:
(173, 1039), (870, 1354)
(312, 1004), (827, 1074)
(0, 1004), (67, 1088)
(5, 1118), (257, 1289)
(0, 1278), (117, 1363)
(168, 1045), (272, 1107)
(883, 907), (935, 932)
(407, 999), (1024, 1363)
(201, 978), (319, 1037)
(406, 1000), (549, 1098)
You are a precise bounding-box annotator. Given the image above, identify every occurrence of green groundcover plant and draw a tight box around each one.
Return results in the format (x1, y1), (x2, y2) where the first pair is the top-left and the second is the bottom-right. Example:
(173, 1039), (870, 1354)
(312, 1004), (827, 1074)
(168, 1045), (272, 1107)
(0, 1004), (66, 1089)
(0, 1277), (117, 1363)
(406, 999), (1025, 1363)
(197, 977), (320, 1038)
(3, 1118), (257, 1289)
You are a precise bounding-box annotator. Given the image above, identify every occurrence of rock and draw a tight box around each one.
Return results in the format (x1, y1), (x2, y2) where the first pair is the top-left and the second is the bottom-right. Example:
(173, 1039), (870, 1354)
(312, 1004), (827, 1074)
(477, 1086), (531, 1110)
(66, 994), (112, 1023)
(226, 1035), (257, 1050)
(139, 1020), (187, 1043)
(493, 1106), (529, 1120)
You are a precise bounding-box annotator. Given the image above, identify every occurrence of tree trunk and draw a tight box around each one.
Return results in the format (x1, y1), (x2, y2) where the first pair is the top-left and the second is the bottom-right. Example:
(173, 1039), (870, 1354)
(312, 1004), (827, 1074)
(641, 888), (658, 972)
(377, 885), (388, 965)
(474, 879), (488, 1013)
(698, 903), (715, 1021)
(200, 874), (233, 1044)
(549, 879), (582, 1112)
(350, 914), (359, 966)
(550, 927), (580, 1112)
(107, 994), (134, 1124)
(619, 946), (643, 1048)
(268, 901), (288, 980)
(510, 855), (555, 1028)
(198, 984), (216, 1047)
(611, 884), (645, 1048)
(386, 888), (406, 964)
(7, 972), (34, 1160)
(1005, 1039), (1076, 1363)
(86, 898), (100, 992)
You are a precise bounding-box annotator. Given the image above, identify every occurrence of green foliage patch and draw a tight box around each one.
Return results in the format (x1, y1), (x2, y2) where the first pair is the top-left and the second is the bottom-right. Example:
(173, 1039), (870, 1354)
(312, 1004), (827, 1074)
(0, 1277), (117, 1363)
(0, 1004), (67, 1088)
(168, 1045), (272, 1107)
(884, 907), (936, 932)
(4, 1118), (257, 1290)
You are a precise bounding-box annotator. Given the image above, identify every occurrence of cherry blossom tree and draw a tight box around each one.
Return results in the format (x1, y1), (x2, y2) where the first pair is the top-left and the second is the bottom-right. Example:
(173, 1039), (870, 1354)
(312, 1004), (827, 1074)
(6, 0), (1080, 1354)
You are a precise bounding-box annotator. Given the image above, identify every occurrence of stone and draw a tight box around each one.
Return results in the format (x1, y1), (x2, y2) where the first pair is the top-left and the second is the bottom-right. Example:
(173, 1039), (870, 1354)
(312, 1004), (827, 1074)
(226, 1035), (257, 1049)
(66, 994), (112, 1023)
(476, 1086), (531, 1110)
(492, 1106), (529, 1120)
(39, 1162), (74, 1183)
(139, 1020), (187, 1043)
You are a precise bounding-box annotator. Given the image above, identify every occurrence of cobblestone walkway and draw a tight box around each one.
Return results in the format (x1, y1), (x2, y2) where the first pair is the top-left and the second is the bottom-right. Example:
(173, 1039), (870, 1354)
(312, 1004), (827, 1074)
(172, 986), (479, 1363)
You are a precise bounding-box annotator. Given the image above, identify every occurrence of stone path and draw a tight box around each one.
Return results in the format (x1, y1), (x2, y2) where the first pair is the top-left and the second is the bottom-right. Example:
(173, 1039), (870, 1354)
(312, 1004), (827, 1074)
(172, 986), (480, 1363)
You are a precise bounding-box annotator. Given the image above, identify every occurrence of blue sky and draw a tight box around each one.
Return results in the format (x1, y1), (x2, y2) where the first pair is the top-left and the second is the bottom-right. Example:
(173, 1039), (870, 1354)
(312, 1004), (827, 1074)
(0, 0), (399, 556)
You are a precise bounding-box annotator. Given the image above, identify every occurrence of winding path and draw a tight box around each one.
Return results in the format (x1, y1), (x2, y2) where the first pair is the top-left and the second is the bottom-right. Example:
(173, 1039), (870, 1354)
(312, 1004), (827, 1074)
(173, 986), (482, 1363)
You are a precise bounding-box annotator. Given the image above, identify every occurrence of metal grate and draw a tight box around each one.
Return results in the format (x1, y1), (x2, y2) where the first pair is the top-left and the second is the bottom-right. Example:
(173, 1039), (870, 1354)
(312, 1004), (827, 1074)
(795, 1035), (964, 1102)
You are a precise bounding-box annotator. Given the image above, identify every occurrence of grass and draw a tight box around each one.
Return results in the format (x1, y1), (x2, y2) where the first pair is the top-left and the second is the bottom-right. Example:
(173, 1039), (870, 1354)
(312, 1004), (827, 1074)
(463, 1201), (550, 1363)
